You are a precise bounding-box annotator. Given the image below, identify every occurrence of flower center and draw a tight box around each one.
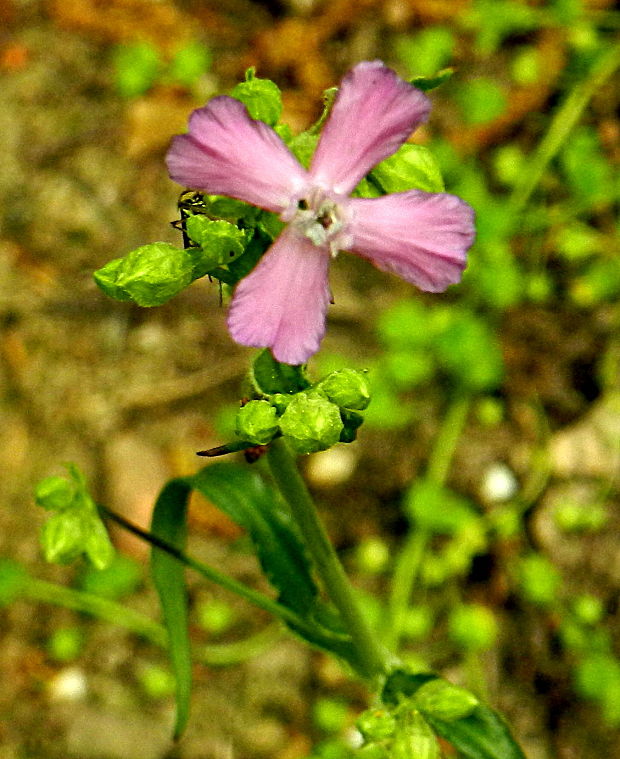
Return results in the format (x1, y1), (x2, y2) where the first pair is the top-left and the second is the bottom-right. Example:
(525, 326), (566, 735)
(284, 187), (351, 257)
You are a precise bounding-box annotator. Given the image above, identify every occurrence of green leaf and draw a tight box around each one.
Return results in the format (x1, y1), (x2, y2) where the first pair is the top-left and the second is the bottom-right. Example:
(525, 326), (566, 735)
(251, 349), (311, 394)
(414, 679), (479, 721)
(434, 312), (504, 392)
(92, 257), (134, 302)
(370, 144), (445, 194)
(190, 463), (318, 614)
(425, 704), (526, 759)
(150, 479), (193, 739)
(316, 369), (371, 411)
(411, 68), (455, 92)
(230, 68), (282, 126)
(223, 229), (271, 285)
(94, 243), (194, 306)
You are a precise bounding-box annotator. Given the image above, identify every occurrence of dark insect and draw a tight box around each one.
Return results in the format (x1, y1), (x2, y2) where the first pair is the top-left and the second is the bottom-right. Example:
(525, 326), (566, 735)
(171, 190), (208, 249)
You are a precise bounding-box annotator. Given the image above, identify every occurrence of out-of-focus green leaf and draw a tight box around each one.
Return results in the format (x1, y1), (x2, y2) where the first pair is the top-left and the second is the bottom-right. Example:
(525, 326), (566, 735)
(168, 41), (211, 87)
(395, 28), (455, 78)
(405, 479), (479, 535)
(113, 41), (162, 98)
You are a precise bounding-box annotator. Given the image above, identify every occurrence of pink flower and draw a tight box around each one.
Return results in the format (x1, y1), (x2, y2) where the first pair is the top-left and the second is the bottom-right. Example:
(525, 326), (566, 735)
(166, 61), (475, 365)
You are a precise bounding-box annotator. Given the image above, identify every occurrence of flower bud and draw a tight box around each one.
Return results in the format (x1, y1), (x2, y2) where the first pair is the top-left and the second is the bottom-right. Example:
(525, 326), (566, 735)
(278, 391), (343, 454)
(270, 393), (293, 414)
(414, 679), (479, 722)
(235, 400), (279, 444)
(357, 744), (390, 759)
(40, 512), (86, 565)
(317, 369), (371, 410)
(357, 709), (397, 742)
(35, 476), (75, 511)
(391, 711), (439, 759)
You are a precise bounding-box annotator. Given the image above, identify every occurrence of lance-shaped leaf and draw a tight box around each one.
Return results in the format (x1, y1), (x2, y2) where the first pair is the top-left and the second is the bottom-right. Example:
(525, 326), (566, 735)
(425, 703), (526, 759)
(190, 463), (357, 663)
(150, 479), (193, 739)
(190, 463), (317, 613)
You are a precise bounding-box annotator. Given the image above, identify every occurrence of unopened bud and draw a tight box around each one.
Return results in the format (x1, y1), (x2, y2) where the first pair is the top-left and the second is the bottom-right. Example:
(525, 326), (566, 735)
(279, 391), (343, 454)
(357, 709), (397, 742)
(35, 476), (75, 511)
(392, 710), (439, 759)
(317, 369), (371, 410)
(235, 400), (279, 445)
(414, 679), (479, 722)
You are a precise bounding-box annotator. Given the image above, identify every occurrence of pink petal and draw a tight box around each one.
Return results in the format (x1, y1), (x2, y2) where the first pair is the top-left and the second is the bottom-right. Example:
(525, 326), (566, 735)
(166, 96), (308, 214)
(309, 61), (431, 196)
(227, 227), (331, 365)
(345, 191), (475, 292)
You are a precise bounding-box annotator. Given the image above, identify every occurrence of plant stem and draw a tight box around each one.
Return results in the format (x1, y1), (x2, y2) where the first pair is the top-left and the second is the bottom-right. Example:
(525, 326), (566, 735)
(23, 578), (167, 645)
(387, 394), (471, 651)
(266, 438), (392, 682)
(22, 575), (279, 665)
(426, 394), (471, 486)
(509, 42), (620, 214)
(384, 530), (428, 651)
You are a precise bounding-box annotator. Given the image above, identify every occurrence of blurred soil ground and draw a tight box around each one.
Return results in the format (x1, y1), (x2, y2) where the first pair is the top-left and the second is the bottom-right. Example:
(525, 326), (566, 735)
(0, 1), (619, 758)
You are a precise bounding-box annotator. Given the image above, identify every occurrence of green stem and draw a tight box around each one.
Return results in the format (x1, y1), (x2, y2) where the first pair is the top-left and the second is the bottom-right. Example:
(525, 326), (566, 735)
(24, 578), (167, 646)
(387, 394), (471, 651)
(509, 42), (620, 214)
(426, 394), (471, 486)
(99, 505), (337, 647)
(267, 438), (391, 682)
(22, 576), (279, 666)
(384, 530), (428, 651)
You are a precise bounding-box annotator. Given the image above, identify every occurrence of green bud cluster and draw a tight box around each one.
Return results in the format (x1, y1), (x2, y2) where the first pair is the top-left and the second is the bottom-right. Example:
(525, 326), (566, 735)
(356, 674), (479, 757)
(34, 464), (114, 570)
(235, 363), (372, 455)
(356, 706), (439, 759)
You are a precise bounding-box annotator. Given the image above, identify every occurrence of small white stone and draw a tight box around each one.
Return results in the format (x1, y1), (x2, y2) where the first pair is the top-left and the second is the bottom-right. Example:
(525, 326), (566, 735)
(480, 463), (518, 502)
(49, 667), (88, 702)
(305, 447), (357, 487)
